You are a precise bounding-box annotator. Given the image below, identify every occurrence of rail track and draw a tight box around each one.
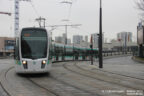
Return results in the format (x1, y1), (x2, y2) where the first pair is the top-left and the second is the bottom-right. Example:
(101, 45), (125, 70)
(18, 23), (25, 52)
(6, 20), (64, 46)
(27, 78), (60, 96)
(51, 63), (104, 96)
(51, 63), (126, 96)
(0, 66), (99, 96)
(0, 67), (58, 96)
(0, 58), (143, 96)
(0, 67), (13, 96)
(62, 62), (144, 91)
(28, 74), (99, 96)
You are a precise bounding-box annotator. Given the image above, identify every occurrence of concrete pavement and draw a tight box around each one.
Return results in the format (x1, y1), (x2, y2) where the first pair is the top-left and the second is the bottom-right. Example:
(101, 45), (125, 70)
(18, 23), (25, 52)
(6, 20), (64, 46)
(83, 56), (144, 80)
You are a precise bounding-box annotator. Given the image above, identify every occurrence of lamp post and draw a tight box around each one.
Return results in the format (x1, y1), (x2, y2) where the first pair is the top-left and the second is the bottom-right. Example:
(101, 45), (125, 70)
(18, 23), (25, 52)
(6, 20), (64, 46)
(99, 0), (103, 68)
(90, 35), (93, 65)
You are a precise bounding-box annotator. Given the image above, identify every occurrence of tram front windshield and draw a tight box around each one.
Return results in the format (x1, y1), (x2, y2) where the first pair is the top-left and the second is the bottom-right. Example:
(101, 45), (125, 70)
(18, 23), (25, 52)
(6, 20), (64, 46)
(21, 29), (48, 59)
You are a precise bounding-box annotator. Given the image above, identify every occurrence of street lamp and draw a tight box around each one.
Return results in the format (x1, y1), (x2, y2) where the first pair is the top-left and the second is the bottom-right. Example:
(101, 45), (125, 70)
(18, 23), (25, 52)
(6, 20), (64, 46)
(99, 0), (103, 68)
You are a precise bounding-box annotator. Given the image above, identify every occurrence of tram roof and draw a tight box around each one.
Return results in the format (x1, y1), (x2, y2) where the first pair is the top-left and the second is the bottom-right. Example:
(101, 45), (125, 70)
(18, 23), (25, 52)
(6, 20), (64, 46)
(21, 27), (47, 31)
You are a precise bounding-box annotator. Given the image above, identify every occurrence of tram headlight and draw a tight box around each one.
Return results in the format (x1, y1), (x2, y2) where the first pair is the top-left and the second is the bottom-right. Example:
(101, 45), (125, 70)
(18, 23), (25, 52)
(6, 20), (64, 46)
(22, 61), (27, 64)
(42, 60), (46, 64)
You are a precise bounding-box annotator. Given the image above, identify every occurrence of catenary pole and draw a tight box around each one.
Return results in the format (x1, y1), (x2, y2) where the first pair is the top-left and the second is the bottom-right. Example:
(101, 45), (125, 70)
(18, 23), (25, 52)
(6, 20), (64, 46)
(99, 0), (103, 68)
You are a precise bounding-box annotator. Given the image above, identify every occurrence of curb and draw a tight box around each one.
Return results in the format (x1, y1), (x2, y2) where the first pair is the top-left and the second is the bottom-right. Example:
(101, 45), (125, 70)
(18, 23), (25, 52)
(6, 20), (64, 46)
(132, 56), (144, 64)
(103, 54), (132, 59)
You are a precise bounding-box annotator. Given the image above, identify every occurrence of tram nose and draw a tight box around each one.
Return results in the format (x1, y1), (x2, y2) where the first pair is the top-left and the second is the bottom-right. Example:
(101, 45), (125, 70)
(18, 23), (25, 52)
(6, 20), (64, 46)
(22, 60), (47, 70)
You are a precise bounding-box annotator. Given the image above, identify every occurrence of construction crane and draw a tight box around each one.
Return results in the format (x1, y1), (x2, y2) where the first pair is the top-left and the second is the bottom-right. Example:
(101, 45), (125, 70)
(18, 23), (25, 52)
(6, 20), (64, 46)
(14, 0), (30, 37)
(0, 12), (11, 16)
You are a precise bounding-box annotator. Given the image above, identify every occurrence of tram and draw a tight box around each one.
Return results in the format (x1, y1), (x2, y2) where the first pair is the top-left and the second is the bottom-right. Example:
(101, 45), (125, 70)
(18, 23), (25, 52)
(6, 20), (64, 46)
(14, 27), (98, 73)
(14, 27), (52, 73)
(51, 43), (98, 61)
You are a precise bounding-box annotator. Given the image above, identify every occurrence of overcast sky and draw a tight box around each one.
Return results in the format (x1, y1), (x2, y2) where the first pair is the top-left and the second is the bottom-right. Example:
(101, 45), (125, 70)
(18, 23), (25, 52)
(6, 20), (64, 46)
(0, 0), (141, 42)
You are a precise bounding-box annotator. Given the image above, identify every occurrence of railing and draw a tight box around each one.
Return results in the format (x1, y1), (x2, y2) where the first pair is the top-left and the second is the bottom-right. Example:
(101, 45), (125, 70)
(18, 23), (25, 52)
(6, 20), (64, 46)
(102, 51), (133, 57)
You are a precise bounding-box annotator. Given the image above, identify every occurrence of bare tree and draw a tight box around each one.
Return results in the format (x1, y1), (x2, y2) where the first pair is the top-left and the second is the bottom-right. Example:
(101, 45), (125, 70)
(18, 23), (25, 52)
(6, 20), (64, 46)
(136, 0), (144, 19)
(137, 0), (144, 11)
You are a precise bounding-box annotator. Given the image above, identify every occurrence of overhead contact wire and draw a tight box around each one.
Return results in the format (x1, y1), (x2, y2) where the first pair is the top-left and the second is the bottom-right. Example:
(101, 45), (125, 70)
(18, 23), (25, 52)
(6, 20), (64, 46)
(30, 0), (40, 17)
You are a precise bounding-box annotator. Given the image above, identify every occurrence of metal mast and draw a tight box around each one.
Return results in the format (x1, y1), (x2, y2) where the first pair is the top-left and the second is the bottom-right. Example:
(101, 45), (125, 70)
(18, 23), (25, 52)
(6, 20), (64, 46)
(15, 0), (19, 37)
(14, 0), (30, 37)
(35, 17), (46, 28)
(99, 0), (103, 68)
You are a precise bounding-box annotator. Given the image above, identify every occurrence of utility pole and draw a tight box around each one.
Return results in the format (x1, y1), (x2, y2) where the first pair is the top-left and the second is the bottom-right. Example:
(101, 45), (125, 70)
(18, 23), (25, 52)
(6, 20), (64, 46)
(90, 35), (93, 65)
(125, 33), (127, 54)
(65, 25), (68, 44)
(49, 27), (57, 42)
(47, 24), (81, 45)
(35, 17), (46, 28)
(99, 0), (103, 68)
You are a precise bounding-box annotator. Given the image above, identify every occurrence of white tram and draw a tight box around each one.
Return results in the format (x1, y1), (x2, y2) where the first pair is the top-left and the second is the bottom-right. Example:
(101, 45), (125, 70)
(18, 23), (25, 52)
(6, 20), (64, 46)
(14, 27), (52, 73)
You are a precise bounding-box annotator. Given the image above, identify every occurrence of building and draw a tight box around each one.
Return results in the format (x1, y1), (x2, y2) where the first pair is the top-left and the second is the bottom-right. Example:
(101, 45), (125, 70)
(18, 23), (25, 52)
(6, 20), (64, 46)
(55, 33), (71, 44)
(0, 37), (15, 56)
(85, 35), (88, 42)
(117, 32), (132, 42)
(67, 39), (71, 45)
(117, 32), (133, 51)
(55, 36), (63, 43)
(62, 33), (66, 44)
(91, 33), (99, 47)
(73, 35), (83, 44)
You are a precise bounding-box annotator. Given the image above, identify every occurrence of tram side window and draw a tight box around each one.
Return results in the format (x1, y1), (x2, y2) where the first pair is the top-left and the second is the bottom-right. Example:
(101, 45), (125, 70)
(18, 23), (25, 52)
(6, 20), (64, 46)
(48, 43), (53, 60)
(14, 39), (20, 60)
